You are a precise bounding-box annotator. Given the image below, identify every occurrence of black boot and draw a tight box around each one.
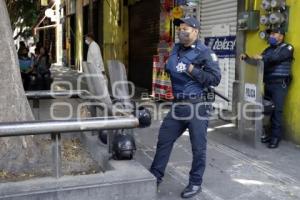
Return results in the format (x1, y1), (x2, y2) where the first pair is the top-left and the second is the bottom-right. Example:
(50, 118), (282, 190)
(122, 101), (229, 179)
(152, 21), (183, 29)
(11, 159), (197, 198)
(268, 138), (280, 148)
(181, 184), (202, 199)
(261, 130), (271, 143)
(156, 178), (162, 188)
(149, 169), (162, 189)
(261, 134), (271, 143)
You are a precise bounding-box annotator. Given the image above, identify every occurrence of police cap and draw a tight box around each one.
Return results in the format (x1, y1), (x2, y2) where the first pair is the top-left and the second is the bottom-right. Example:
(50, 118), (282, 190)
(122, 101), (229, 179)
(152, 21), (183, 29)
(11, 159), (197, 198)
(174, 17), (200, 29)
(268, 27), (286, 35)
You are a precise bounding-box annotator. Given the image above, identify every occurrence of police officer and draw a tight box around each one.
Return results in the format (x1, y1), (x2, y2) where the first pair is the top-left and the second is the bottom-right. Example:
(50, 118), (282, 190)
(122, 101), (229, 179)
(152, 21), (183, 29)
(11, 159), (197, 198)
(150, 17), (221, 198)
(241, 28), (294, 148)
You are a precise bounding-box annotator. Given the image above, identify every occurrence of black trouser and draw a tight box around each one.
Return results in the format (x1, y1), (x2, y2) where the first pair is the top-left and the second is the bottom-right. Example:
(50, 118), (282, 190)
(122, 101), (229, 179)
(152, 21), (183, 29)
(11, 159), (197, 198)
(150, 102), (210, 186)
(264, 79), (289, 139)
(21, 72), (31, 91)
(37, 72), (52, 90)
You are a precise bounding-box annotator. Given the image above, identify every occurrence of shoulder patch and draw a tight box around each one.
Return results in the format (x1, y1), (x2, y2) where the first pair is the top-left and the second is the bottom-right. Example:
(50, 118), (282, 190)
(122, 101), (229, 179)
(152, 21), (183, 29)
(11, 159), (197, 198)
(211, 53), (218, 62)
(287, 45), (293, 51)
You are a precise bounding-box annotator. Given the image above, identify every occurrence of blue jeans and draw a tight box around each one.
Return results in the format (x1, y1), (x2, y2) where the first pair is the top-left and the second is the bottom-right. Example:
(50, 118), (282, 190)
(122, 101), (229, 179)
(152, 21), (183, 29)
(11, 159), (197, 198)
(265, 82), (288, 139)
(150, 103), (210, 186)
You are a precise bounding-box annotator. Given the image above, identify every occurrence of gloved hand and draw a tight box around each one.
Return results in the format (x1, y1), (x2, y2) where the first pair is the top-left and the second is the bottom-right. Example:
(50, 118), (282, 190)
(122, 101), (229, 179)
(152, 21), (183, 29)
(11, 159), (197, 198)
(253, 54), (263, 60)
(240, 53), (248, 60)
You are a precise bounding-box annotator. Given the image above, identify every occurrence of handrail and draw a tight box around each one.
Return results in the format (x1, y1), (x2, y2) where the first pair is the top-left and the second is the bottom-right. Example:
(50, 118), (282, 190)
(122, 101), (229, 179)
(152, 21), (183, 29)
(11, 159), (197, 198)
(0, 117), (139, 137)
(25, 90), (90, 100)
(7, 90), (143, 178)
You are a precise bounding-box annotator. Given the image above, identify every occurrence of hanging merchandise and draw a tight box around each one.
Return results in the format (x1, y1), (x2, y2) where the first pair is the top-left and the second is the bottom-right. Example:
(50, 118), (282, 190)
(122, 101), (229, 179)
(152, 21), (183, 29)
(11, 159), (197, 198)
(152, 55), (173, 100)
(157, 41), (171, 70)
(159, 12), (172, 42)
(152, 55), (160, 98)
(160, 71), (173, 100)
(171, 6), (184, 19)
(153, 0), (174, 100)
(161, 0), (173, 11)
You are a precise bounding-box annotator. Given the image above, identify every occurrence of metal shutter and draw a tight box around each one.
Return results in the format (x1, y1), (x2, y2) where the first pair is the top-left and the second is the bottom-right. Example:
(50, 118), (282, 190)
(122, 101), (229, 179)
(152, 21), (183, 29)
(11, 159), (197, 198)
(128, 0), (161, 90)
(200, 0), (237, 111)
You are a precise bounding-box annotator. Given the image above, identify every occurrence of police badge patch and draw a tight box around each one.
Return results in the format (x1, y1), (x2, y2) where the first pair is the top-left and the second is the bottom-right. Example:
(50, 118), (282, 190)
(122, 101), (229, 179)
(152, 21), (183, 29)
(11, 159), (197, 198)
(176, 62), (187, 73)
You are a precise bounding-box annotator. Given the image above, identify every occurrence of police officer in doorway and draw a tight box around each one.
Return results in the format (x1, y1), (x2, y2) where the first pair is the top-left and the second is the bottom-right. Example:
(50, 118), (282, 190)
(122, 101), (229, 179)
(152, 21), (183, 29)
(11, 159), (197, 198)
(150, 17), (221, 198)
(241, 28), (294, 148)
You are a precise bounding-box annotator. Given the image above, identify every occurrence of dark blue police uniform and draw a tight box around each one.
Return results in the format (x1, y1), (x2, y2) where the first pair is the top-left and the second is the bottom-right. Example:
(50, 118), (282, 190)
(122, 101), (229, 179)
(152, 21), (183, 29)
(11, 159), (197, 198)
(150, 40), (221, 186)
(262, 42), (293, 141)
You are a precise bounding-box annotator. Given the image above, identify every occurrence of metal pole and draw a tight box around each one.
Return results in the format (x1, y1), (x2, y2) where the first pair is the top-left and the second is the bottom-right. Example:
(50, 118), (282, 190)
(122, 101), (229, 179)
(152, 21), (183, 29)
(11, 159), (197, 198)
(255, 60), (265, 147)
(0, 117), (139, 137)
(32, 99), (40, 120)
(56, 0), (63, 65)
(25, 90), (132, 117)
(51, 133), (62, 178)
(35, 24), (57, 31)
(235, 0), (247, 126)
(25, 90), (89, 100)
(75, 0), (83, 71)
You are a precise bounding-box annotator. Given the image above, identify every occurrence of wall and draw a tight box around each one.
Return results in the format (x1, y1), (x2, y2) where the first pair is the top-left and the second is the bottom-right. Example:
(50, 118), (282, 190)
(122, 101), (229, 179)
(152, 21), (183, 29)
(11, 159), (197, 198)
(103, 0), (129, 68)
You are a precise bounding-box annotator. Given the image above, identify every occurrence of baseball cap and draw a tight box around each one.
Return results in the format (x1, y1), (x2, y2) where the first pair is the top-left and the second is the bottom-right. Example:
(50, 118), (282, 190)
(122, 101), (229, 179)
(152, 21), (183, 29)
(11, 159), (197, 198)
(268, 27), (285, 35)
(174, 17), (200, 29)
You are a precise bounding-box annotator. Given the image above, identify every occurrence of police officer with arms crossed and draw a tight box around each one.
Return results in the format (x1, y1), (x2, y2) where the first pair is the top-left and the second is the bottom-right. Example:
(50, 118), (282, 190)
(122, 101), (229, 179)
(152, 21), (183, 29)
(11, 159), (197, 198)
(241, 28), (294, 148)
(150, 17), (221, 199)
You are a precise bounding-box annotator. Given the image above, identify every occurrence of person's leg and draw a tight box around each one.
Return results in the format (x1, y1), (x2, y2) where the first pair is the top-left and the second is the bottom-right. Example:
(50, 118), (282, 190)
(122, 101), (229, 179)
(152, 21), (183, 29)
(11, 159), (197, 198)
(21, 72), (28, 90)
(187, 104), (209, 186)
(261, 84), (273, 142)
(269, 83), (288, 140)
(44, 72), (52, 90)
(41, 74), (47, 90)
(25, 74), (31, 91)
(150, 110), (187, 183)
(37, 75), (43, 90)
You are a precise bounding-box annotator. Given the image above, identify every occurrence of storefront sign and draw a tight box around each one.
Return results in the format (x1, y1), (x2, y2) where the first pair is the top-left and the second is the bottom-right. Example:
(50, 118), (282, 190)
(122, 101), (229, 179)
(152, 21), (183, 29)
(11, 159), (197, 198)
(204, 36), (236, 58)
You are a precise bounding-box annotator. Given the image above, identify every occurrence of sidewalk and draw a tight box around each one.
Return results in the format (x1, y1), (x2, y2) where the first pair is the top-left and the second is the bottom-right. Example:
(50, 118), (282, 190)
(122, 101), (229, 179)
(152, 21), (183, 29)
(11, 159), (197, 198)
(134, 116), (300, 200)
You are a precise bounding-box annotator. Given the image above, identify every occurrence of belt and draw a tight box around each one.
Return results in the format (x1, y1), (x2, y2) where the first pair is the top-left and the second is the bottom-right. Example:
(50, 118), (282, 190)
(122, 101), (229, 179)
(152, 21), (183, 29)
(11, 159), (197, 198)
(173, 97), (212, 104)
(265, 78), (289, 84)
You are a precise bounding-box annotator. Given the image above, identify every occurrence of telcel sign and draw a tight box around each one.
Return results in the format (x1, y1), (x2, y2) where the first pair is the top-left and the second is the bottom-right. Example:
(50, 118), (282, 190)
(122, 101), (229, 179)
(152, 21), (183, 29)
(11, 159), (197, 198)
(204, 36), (236, 58)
